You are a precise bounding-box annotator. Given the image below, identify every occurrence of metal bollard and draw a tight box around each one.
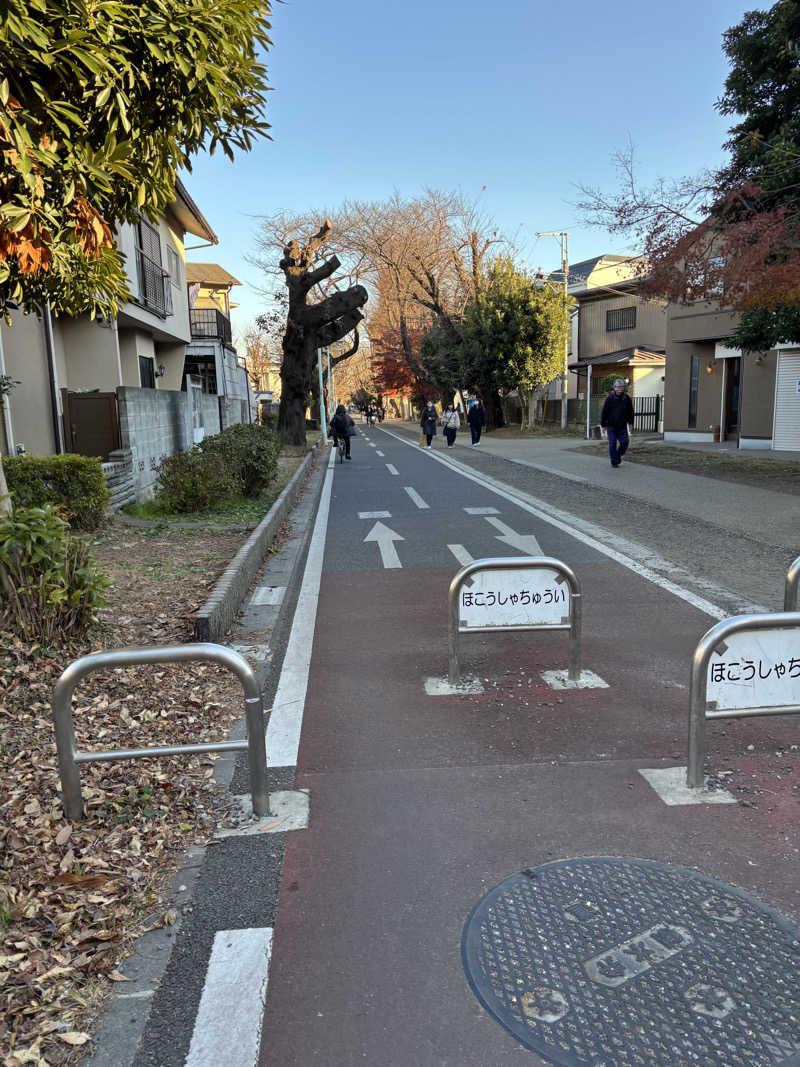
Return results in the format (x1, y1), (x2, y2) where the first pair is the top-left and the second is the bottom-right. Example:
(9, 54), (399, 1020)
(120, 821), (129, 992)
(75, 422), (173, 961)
(52, 643), (269, 820)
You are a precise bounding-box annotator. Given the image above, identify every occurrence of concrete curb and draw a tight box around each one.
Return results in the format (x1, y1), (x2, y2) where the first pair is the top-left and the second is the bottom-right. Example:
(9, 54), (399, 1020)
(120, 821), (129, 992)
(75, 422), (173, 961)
(193, 445), (320, 642)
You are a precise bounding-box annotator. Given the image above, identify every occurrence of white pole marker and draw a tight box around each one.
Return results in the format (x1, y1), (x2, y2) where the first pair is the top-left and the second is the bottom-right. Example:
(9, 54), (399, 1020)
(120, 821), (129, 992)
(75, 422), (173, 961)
(364, 521), (404, 569)
(484, 516), (543, 555)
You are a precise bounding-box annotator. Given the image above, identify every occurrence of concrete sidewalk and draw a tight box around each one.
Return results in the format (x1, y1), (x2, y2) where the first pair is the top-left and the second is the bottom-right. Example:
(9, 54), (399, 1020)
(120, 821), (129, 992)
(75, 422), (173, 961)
(393, 422), (800, 551)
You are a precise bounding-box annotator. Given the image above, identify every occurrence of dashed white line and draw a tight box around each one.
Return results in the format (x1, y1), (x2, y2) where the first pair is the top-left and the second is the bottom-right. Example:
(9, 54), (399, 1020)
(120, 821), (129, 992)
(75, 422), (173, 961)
(185, 928), (273, 1067)
(448, 544), (473, 566)
(464, 506), (499, 515)
(376, 450), (385, 457)
(386, 463), (399, 476)
(359, 510), (391, 519)
(404, 486), (429, 509)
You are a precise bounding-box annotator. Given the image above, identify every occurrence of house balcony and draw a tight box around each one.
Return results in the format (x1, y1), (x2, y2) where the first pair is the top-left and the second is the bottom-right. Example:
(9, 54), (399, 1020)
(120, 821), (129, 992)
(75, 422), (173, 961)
(135, 247), (173, 318)
(190, 308), (232, 346)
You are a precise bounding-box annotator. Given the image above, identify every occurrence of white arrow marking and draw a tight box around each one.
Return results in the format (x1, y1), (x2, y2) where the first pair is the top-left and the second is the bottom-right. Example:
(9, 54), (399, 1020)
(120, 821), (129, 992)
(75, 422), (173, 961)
(404, 486), (429, 509)
(484, 516), (542, 555)
(364, 521), (404, 569)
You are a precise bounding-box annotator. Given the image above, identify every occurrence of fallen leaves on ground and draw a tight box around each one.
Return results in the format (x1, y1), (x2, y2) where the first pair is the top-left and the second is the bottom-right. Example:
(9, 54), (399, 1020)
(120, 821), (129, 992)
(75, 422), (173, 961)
(1, 520), (257, 1065)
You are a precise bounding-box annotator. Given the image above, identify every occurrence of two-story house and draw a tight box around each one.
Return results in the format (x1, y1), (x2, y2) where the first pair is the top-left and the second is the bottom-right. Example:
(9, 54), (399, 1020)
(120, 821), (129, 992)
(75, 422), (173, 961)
(0, 179), (215, 457)
(559, 255), (667, 430)
(185, 263), (249, 403)
(663, 303), (800, 450)
(0, 180), (255, 497)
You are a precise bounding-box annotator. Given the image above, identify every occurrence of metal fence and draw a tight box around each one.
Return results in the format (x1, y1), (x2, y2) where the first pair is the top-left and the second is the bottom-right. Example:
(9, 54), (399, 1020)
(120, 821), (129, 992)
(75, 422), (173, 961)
(52, 644), (268, 820)
(633, 394), (662, 432)
(448, 556), (582, 685)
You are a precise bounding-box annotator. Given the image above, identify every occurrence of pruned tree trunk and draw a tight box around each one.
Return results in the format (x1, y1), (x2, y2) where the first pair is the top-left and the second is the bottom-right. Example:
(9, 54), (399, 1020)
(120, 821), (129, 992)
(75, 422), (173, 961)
(277, 220), (368, 446)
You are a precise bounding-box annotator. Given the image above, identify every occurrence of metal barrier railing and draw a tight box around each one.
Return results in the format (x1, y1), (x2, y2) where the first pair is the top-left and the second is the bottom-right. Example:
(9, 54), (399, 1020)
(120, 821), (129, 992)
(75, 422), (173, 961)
(53, 643), (269, 820)
(687, 612), (800, 788)
(448, 556), (581, 685)
(784, 555), (800, 612)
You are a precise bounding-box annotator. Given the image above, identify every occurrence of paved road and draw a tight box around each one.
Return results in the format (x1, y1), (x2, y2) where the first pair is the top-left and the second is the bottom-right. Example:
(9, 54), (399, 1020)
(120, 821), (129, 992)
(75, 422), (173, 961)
(115, 426), (799, 1067)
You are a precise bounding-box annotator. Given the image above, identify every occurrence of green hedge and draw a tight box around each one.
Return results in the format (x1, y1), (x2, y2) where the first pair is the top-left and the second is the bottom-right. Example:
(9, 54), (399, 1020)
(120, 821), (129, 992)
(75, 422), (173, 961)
(155, 450), (240, 513)
(199, 423), (280, 497)
(3, 454), (110, 531)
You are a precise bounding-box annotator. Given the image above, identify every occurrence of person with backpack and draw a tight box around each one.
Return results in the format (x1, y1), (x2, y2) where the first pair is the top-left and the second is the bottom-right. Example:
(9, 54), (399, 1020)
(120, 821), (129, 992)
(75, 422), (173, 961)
(329, 404), (355, 459)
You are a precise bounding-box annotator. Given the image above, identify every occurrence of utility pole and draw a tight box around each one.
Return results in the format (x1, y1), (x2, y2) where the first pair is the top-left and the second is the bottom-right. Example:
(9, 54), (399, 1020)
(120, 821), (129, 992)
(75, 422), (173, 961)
(536, 230), (570, 429)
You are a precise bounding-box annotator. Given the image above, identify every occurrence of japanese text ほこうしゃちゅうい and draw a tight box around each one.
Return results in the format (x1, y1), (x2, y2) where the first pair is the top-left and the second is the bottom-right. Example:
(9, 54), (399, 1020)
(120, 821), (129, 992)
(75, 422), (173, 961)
(461, 587), (567, 609)
(710, 658), (800, 683)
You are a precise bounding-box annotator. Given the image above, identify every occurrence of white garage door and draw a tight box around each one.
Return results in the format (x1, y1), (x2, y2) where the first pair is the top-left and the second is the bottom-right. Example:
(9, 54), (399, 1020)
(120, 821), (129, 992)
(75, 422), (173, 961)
(773, 350), (800, 451)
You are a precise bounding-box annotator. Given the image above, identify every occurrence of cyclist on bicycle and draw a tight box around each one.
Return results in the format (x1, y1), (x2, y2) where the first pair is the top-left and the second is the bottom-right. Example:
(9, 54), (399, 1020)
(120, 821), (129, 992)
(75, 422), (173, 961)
(366, 404), (376, 428)
(330, 404), (355, 459)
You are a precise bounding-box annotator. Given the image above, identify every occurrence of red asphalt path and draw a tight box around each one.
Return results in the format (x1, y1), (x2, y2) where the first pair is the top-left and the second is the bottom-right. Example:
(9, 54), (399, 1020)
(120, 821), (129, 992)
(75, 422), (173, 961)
(258, 437), (799, 1067)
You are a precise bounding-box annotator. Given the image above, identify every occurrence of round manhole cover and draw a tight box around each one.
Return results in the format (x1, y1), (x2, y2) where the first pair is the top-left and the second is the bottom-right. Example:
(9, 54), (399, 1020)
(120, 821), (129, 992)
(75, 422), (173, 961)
(462, 857), (800, 1066)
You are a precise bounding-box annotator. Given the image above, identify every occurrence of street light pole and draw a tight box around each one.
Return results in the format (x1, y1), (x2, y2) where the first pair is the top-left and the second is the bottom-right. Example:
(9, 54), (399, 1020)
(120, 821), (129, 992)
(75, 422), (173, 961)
(536, 230), (570, 429)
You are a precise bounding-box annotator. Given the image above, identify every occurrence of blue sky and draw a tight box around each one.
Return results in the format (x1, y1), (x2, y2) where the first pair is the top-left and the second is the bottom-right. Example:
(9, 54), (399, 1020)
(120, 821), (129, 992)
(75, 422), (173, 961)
(181, 0), (755, 335)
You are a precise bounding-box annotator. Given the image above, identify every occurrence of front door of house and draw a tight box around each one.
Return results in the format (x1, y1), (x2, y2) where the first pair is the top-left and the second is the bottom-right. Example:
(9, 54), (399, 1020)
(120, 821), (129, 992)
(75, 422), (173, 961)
(723, 357), (741, 440)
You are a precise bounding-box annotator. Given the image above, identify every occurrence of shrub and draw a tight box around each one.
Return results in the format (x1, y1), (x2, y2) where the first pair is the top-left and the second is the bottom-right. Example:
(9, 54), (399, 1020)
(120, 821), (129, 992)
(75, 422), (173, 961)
(154, 449), (239, 513)
(199, 423), (280, 497)
(0, 505), (107, 643)
(3, 454), (110, 531)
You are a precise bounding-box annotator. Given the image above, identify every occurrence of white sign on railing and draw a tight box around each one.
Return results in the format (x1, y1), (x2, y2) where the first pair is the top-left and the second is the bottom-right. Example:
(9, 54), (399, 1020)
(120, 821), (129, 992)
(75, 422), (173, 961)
(459, 566), (570, 630)
(707, 628), (800, 711)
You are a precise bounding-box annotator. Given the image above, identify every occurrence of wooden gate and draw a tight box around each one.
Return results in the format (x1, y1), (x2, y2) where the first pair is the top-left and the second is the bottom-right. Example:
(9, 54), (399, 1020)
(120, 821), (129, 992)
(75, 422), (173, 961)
(62, 390), (120, 460)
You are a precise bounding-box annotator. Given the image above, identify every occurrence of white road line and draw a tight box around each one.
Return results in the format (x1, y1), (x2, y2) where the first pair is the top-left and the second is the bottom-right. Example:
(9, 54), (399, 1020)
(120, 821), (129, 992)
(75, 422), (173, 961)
(380, 427), (756, 619)
(464, 506), (499, 515)
(359, 510), (391, 519)
(249, 585), (285, 607)
(185, 927), (273, 1067)
(404, 486), (429, 509)
(266, 458), (333, 767)
(376, 450), (385, 457)
(386, 463), (399, 475)
(448, 544), (473, 566)
(369, 443), (376, 448)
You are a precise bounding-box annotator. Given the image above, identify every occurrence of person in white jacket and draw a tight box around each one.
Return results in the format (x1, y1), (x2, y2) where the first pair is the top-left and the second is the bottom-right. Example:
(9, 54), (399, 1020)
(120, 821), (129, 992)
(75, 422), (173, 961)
(441, 404), (461, 447)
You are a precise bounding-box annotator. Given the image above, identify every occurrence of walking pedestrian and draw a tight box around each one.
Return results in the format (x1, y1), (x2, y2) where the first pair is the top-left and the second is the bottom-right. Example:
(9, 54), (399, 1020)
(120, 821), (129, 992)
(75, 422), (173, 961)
(467, 399), (486, 446)
(420, 400), (438, 448)
(600, 378), (634, 468)
(441, 403), (460, 447)
(330, 403), (355, 459)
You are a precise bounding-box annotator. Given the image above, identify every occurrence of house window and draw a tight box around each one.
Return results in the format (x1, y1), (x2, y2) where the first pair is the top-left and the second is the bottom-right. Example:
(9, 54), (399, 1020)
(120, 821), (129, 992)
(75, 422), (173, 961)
(167, 245), (181, 288)
(606, 306), (636, 332)
(688, 354), (700, 428)
(139, 355), (156, 389)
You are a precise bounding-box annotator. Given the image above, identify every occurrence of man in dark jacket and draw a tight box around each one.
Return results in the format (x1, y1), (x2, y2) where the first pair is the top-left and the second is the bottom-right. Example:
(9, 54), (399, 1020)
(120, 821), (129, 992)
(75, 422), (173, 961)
(467, 399), (486, 445)
(600, 378), (634, 467)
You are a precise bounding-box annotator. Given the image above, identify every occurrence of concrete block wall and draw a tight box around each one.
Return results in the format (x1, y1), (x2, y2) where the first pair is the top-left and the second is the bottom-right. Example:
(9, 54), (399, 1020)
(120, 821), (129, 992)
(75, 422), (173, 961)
(102, 449), (136, 510)
(117, 386), (252, 500)
(118, 386), (193, 498)
(219, 395), (249, 430)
